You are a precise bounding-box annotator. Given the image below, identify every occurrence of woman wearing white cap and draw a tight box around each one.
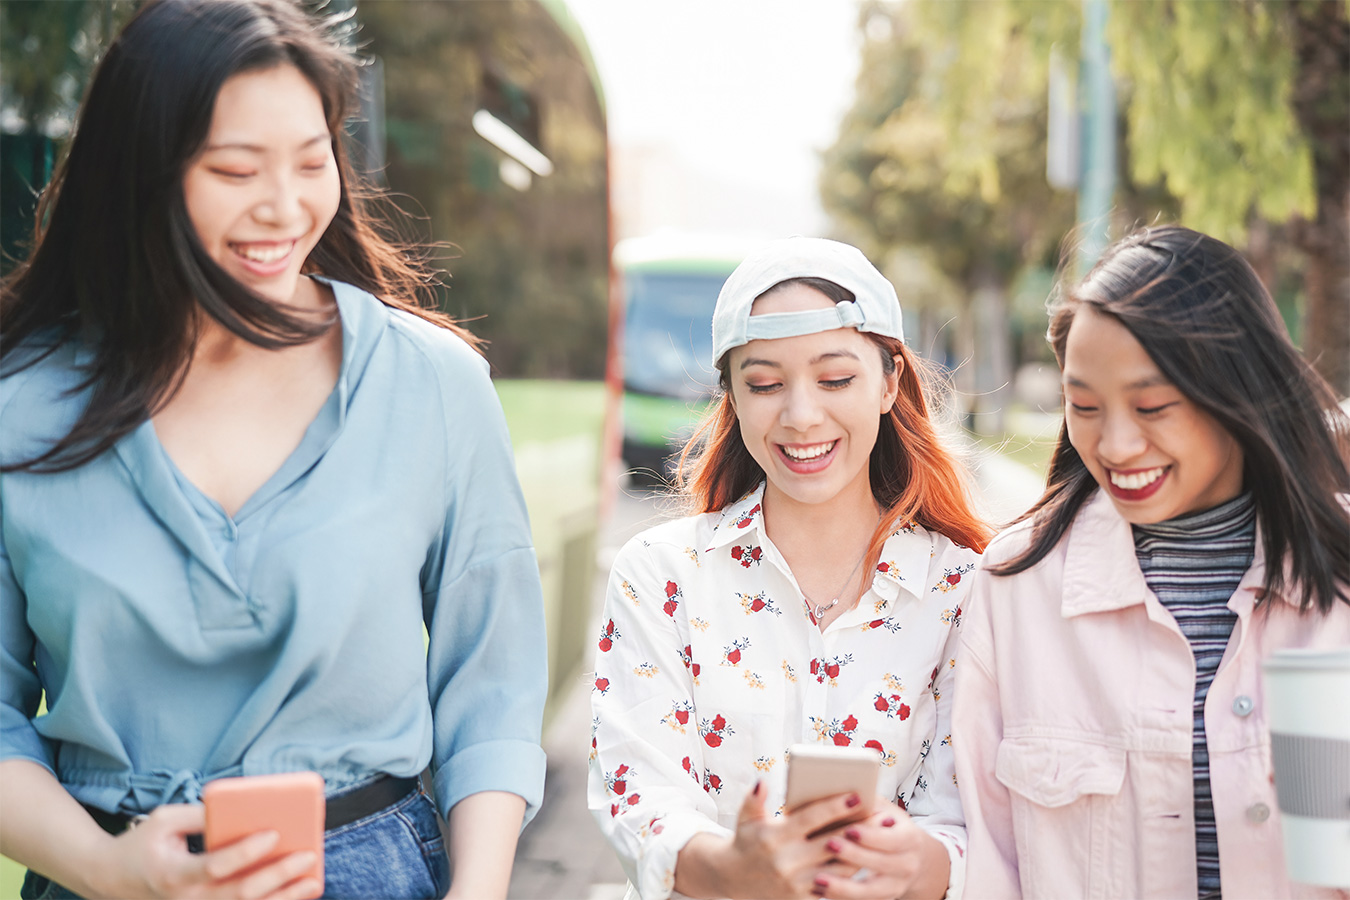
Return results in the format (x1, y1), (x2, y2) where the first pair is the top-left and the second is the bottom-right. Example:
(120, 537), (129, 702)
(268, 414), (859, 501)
(588, 238), (991, 900)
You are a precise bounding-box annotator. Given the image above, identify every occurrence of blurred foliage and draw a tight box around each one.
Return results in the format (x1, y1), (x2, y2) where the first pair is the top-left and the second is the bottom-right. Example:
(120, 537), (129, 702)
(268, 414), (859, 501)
(833, 0), (1348, 394)
(1, 0), (611, 379)
(357, 1), (609, 379)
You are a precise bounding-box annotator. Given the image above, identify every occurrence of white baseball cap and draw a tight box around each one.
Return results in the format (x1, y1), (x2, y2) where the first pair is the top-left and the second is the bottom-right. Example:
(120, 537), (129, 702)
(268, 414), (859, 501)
(710, 237), (904, 366)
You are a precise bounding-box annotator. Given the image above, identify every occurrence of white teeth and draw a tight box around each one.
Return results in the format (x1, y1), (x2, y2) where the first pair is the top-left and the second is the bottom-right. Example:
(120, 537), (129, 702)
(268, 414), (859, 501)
(1109, 466), (1166, 490)
(781, 441), (836, 461)
(233, 242), (291, 264)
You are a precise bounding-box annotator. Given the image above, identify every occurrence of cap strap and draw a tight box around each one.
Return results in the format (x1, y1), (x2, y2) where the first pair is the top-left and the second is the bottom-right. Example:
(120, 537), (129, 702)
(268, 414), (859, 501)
(741, 301), (865, 343)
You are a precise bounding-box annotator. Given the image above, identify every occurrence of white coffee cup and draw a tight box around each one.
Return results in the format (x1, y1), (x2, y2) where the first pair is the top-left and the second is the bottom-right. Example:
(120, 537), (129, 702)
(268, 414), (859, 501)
(1262, 647), (1350, 888)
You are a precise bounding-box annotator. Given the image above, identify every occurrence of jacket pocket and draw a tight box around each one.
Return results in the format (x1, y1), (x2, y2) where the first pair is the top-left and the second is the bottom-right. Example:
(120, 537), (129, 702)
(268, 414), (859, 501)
(994, 737), (1127, 899)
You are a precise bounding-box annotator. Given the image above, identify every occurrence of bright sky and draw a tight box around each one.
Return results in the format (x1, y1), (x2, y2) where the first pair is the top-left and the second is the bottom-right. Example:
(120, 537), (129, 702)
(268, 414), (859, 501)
(566, 0), (863, 236)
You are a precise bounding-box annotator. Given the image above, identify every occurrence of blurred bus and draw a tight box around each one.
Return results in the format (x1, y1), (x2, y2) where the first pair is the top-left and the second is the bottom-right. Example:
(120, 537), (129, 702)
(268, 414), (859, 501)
(614, 234), (759, 477)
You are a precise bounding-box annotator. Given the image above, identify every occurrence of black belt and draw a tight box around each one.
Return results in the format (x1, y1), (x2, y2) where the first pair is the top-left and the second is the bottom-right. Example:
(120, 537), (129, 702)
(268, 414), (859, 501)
(82, 774), (421, 837)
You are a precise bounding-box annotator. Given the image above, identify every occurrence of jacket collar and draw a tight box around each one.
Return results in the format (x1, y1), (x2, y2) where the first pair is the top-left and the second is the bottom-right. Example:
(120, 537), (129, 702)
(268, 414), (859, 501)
(1061, 488), (1285, 618)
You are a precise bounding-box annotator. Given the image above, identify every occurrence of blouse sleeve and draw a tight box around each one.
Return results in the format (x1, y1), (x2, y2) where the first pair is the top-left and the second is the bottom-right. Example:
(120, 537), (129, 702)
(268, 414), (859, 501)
(588, 537), (732, 900)
(420, 346), (547, 827)
(0, 501), (53, 770)
(950, 561), (1021, 899)
(902, 542), (973, 900)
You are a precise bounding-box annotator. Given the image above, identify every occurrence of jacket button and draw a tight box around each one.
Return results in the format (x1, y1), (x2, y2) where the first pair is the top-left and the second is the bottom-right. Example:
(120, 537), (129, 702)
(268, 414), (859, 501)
(1247, 802), (1271, 823)
(1232, 695), (1254, 717)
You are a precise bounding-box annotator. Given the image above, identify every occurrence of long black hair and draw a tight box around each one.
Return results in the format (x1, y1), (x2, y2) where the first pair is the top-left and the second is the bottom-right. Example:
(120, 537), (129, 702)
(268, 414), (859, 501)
(1, 0), (478, 473)
(989, 225), (1350, 615)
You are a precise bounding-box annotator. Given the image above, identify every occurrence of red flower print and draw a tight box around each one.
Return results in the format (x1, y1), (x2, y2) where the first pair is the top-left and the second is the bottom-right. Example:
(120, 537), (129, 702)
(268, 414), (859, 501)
(663, 599), (679, 616)
(946, 572), (961, 585)
(876, 561), (890, 573)
(616, 764), (629, 776)
(874, 692), (912, 720)
(594, 676), (610, 694)
(812, 714), (859, 747)
(675, 709), (689, 724)
(627, 793), (641, 805)
(868, 619), (886, 630)
(597, 618), (620, 652)
(703, 770), (723, 794)
(864, 739), (884, 754)
(826, 663), (841, 679)
(699, 714), (733, 748)
(721, 638), (750, 667)
(613, 778), (626, 794)
(832, 732), (852, 746)
(610, 803), (620, 817)
(810, 659), (820, 675)
(735, 504), (761, 529)
(842, 715), (858, 731)
(731, 546), (742, 560)
(665, 581), (680, 598)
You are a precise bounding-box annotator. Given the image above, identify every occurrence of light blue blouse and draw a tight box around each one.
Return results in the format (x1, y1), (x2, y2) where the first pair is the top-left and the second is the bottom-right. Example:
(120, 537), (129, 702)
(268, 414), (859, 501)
(0, 279), (548, 825)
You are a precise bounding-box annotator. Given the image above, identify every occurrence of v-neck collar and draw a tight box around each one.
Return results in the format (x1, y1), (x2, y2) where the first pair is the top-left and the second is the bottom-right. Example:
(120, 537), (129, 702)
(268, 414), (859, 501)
(109, 279), (389, 590)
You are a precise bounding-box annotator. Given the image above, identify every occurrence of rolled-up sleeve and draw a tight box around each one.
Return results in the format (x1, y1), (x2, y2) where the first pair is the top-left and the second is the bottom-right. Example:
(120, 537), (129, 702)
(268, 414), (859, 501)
(420, 346), (547, 827)
(0, 494), (53, 771)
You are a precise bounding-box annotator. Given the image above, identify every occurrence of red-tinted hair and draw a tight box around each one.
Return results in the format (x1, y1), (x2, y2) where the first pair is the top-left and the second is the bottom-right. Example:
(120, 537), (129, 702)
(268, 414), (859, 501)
(676, 331), (991, 557)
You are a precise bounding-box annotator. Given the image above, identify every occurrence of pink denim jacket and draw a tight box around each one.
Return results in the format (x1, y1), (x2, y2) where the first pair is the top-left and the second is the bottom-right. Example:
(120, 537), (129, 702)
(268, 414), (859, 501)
(952, 489), (1350, 899)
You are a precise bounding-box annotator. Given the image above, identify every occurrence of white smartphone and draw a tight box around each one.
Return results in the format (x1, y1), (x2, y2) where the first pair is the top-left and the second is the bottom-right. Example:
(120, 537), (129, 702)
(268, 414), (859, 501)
(783, 743), (881, 816)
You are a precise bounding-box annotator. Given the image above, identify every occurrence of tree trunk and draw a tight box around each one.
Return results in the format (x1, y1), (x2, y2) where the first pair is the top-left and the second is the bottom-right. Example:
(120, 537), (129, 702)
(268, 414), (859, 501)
(1290, 1), (1350, 398)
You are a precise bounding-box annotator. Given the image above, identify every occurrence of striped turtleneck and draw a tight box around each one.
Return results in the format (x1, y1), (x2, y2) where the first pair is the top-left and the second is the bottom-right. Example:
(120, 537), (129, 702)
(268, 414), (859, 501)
(1132, 492), (1257, 900)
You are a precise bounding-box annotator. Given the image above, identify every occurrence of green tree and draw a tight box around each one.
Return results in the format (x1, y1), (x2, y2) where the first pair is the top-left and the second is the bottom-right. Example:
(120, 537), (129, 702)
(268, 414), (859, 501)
(821, 1), (1076, 432)
(905, 0), (1350, 395)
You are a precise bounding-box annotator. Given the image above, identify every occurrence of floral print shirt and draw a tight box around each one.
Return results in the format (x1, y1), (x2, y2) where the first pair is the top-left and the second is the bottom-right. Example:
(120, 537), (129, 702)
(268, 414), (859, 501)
(588, 483), (976, 899)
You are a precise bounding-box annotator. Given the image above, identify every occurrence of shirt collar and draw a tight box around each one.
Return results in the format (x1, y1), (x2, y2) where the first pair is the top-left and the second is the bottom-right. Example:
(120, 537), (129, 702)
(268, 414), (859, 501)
(1061, 488), (1283, 617)
(704, 482), (767, 552)
(703, 481), (937, 612)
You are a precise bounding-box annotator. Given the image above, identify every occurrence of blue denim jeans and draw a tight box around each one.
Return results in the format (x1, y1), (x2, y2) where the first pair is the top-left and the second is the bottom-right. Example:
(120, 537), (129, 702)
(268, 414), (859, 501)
(22, 783), (451, 900)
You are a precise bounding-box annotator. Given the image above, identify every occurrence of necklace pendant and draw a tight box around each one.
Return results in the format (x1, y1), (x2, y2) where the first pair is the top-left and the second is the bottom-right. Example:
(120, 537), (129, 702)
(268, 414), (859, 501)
(814, 604), (825, 619)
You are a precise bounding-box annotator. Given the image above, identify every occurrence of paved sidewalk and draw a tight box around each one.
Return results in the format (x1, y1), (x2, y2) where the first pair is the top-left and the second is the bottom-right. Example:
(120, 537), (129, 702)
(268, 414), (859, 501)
(508, 448), (1045, 899)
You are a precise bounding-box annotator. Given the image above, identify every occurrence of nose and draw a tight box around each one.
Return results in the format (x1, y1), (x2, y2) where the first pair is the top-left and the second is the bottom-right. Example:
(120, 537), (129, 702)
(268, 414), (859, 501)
(778, 382), (825, 433)
(1097, 408), (1148, 465)
(253, 171), (304, 228)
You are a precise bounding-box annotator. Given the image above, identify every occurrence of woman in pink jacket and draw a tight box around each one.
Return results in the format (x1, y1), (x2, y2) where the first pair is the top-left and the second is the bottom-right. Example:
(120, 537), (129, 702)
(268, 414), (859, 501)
(952, 225), (1350, 899)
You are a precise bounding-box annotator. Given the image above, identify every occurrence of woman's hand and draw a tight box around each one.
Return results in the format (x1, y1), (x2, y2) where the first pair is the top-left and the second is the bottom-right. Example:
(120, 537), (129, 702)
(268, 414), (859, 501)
(809, 802), (951, 900)
(93, 803), (321, 900)
(675, 781), (864, 899)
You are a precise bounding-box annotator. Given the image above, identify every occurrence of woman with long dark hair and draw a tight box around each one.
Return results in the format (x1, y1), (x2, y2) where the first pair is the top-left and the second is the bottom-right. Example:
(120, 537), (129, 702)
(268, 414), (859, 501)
(588, 238), (991, 900)
(952, 225), (1350, 898)
(0, 1), (546, 897)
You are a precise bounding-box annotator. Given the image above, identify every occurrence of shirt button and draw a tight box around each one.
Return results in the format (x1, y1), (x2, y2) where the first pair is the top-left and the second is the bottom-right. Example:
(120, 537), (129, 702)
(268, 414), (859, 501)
(1247, 802), (1271, 823)
(1232, 695), (1254, 717)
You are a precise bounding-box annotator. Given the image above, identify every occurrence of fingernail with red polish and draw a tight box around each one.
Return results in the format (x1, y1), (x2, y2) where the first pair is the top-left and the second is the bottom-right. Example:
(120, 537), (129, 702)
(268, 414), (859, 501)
(752, 780), (761, 797)
(826, 839), (843, 853)
(845, 828), (861, 841)
(814, 875), (831, 888)
(811, 888), (826, 898)
(845, 793), (861, 808)
(881, 816), (896, 827)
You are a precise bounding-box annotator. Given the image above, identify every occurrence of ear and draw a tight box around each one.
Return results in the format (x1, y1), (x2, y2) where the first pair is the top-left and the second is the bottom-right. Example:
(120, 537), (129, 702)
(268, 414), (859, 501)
(881, 354), (903, 413)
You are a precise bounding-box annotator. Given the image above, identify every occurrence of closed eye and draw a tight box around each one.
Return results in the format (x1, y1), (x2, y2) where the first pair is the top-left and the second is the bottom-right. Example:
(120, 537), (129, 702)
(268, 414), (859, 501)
(210, 169), (254, 180)
(746, 383), (781, 394)
(821, 377), (855, 389)
(1068, 402), (1098, 413)
(1138, 402), (1178, 416)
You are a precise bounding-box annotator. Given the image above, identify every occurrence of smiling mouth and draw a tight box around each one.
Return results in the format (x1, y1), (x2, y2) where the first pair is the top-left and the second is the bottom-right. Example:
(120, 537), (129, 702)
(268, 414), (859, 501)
(780, 440), (837, 462)
(229, 240), (295, 265)
(1108, 466), (1167, 490)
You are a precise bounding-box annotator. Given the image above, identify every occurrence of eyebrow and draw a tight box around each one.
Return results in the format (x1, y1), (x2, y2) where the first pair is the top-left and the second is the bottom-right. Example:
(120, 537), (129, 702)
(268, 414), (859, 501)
(202, 134), (330, 153)
(739, 349), (861, 371)
(1064, 373), (1173, 390)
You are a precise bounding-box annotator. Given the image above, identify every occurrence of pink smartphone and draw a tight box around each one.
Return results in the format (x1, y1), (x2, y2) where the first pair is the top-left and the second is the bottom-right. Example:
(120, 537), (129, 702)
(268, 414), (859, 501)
(202, 771), (325, 896)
